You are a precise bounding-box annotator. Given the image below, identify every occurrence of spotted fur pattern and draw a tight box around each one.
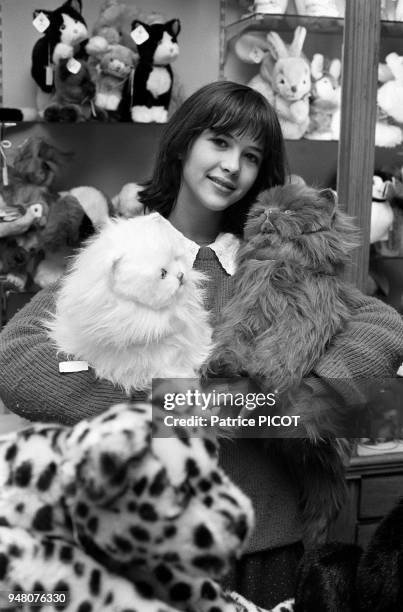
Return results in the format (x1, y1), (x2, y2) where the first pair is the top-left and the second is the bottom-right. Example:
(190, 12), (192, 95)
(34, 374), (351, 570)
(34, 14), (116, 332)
(0, 402), (291, 612)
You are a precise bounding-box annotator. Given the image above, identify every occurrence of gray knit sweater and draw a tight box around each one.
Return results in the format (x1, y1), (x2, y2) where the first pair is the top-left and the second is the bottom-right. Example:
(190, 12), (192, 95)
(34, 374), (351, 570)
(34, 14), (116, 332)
(0, 246), (402, 553)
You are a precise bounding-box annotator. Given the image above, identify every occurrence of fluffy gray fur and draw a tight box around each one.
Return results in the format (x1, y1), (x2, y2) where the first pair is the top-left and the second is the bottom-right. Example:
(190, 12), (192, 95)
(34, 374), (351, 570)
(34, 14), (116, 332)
(207, 183), (360, 392)
(205, 182), (361, 544)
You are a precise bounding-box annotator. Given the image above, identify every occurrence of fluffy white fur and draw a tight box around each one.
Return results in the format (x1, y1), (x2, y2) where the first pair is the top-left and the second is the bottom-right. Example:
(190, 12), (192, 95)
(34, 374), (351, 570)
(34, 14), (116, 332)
(47, 213), (213, 391)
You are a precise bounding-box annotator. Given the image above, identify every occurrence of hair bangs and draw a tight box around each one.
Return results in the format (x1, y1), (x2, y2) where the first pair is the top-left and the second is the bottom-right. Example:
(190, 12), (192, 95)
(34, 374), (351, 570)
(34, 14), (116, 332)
(209, 94), (267, 146)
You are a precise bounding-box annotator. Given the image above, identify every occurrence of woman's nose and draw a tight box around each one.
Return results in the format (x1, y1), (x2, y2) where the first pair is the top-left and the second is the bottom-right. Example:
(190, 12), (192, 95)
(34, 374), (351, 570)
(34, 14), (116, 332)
(221, 149), (241, 174)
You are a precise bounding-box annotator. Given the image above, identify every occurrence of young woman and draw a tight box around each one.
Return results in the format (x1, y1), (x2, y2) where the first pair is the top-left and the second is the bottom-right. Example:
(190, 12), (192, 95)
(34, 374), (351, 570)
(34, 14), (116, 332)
(0, 81), (402, 608)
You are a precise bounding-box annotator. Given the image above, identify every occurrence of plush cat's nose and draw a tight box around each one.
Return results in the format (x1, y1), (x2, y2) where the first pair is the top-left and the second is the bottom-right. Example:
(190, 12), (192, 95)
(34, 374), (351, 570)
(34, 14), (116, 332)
(261, 217), (275, 233)
(177, 272), (184, 285)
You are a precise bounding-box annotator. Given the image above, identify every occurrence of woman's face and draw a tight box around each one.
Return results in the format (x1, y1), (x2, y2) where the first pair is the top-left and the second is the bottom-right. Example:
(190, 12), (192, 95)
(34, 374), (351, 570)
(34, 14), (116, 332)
(178, 129), (263, 213)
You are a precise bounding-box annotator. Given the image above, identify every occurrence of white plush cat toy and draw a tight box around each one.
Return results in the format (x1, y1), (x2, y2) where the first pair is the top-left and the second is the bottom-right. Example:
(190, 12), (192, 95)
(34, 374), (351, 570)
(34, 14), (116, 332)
(47, 213), (213, 391)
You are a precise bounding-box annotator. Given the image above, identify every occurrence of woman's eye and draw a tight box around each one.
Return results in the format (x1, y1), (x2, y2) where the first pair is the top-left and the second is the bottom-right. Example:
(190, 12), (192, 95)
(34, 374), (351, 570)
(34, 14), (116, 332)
(284, 210), (293, 215)
(211, 137), (227, 148)
(60, 24), (66, 30)
(245, 153), (259, 165)
(161, 268), (167, 279)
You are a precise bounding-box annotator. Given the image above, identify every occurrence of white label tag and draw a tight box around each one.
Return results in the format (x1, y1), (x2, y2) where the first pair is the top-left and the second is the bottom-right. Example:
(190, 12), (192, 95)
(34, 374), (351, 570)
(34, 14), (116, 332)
(2, 165), (8, 186)
(59, 361), (89, 373)
(66, 58), (81, 74)
(45, 65), (54, 86)
(131, 25), (149, 45)
(33, 12), (50, 33)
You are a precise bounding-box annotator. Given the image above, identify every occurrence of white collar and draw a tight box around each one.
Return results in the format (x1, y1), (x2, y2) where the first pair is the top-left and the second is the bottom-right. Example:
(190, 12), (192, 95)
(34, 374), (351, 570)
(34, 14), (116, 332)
(138, 211), (241, 276)
(173, 228), (241, 276)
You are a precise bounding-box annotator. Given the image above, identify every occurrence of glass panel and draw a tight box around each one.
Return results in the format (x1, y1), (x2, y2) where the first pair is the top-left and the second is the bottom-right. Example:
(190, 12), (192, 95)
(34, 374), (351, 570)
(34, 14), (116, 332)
(369, 1), (403, 315)
(221, 0), (344, 189)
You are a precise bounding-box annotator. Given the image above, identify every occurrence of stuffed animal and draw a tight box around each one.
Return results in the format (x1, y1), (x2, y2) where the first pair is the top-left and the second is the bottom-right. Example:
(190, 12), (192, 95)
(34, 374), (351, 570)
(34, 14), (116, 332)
(0, 138), (98, 290)
(306, 54), (341, 140)
(0, 399), (297, 612)
(0, 198), (45, 290)
(34, 186), (111, 288)
(204, 182), (361, 544)
(46, 213), (213, 391)
(381, 0), (403, 19)
(294, 0), (345, 16)
(129, 19), (181, 123)
(85, 0), (140, 57)
(294, 492), (403, 611)
(253, 0), (288, 12)
(43, 57), (107, 122)
(93, 44), (137, 113)
(375, 52), (403, 148)
(370, 175), (394, 243)
(234, 31), (275, 100)
(235, 27), (311, 139)
(31, 0), (89, 108)
(0, 136), (70, 245)
(373, 169), (403, 257)
(111, 182), (145, 217)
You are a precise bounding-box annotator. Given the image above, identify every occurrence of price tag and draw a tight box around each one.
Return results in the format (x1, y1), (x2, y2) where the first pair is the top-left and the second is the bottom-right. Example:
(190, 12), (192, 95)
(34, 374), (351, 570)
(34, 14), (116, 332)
(131, 25), (149, 45)
(45, 65), (54, 86)
(59, 361), (89, 373)
(33, 12), (50, 33)
(66, 58), (82, 74)
(29, 203), (43, 218)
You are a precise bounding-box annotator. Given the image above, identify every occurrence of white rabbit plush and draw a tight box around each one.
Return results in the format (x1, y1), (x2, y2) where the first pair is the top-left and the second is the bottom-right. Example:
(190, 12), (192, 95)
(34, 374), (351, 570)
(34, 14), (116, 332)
(253, 0), (288, 13)
(375, 52), (403, 148)
(306, 54), (341, 140)
(381, 0), (403, 20)
(294, 0), (345, 17)
(235, 26), (311, 139)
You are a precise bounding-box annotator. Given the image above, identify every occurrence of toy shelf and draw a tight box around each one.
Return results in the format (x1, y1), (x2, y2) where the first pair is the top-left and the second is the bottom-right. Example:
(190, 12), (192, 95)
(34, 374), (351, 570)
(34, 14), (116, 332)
(225, 13), (344, 41)
(224, 12), (403, 42)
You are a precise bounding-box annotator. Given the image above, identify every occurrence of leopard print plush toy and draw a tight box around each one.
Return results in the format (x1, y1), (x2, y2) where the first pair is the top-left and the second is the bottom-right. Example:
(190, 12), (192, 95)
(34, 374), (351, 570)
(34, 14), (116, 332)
(0, 402), (294, 612)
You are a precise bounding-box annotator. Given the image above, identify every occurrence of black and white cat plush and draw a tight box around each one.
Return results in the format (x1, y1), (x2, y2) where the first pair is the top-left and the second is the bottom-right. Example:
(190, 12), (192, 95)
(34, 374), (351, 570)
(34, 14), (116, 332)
(129, 19), (181, 123)
(31, 0), (88, 94)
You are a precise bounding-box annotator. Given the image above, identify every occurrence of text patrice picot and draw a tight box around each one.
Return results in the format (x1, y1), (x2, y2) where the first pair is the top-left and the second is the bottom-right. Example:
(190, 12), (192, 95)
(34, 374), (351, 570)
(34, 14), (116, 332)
(160, 389), (301, 428)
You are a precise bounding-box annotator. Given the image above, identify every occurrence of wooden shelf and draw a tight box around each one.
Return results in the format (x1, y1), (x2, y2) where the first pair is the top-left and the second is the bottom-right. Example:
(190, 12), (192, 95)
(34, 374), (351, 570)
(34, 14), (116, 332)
(349, 451), (403, 474)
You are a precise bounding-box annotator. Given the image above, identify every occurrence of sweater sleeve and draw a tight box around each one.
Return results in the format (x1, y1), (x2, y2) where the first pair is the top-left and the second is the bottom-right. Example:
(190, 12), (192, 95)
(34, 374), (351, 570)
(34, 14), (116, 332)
(0, 285), (130, 425)
(312, 292), (403, 403)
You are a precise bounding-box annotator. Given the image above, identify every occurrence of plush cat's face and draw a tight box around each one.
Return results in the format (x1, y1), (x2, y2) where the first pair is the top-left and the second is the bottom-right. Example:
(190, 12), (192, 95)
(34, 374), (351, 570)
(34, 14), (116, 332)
(245, 184), (336, 243)
(106, 214), (190, 310)
(241, 183), (359, 270)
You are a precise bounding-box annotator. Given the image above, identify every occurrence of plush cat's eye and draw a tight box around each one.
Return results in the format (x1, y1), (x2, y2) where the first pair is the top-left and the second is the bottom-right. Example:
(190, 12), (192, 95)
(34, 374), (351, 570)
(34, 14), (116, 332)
(161, 268), (167, 279)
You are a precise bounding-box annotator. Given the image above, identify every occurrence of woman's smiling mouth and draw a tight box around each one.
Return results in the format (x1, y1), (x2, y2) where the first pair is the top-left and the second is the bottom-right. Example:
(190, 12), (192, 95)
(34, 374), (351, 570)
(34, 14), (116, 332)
(208, 176), (237, 191)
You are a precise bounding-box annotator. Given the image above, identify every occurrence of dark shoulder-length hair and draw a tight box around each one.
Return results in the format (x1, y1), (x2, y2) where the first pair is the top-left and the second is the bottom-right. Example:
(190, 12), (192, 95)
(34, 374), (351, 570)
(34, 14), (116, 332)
(139, 80), (287, 236)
